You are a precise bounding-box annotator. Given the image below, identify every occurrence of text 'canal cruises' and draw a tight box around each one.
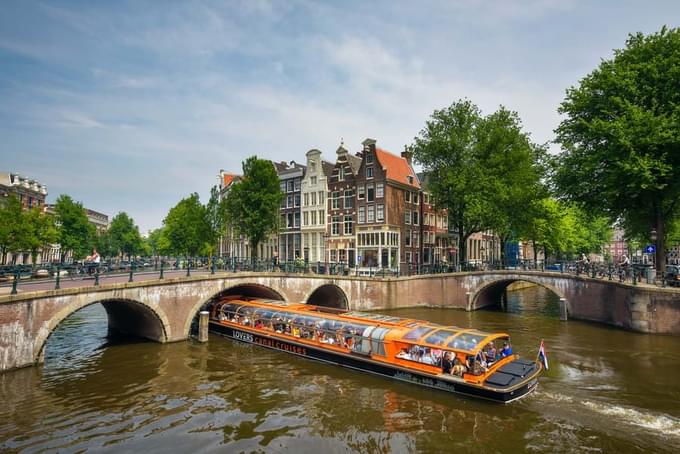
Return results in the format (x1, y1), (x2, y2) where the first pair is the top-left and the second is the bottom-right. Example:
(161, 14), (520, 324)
(208, 296), (543, 403)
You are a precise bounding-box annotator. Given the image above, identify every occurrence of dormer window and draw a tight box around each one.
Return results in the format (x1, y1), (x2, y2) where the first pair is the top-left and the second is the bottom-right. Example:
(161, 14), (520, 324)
(366, 166), (374, 179)
(407, 175), (414, 184)
(366, 153), (374, 164)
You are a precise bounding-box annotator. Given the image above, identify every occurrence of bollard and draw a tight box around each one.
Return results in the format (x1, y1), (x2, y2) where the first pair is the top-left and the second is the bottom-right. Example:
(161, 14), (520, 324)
(11, 271), (19, 295)
(55, 265), (61, 290)
(198, 311), (209, 343)
(559, 298), (568, 321)
(465, 292), (472, 312)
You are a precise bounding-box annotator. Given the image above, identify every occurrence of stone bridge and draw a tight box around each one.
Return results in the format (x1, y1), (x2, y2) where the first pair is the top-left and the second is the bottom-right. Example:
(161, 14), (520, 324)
(1, 271), (679, 372)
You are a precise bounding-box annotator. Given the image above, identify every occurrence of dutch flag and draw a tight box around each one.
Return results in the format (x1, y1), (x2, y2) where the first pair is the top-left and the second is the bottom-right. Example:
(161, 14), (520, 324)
(538, 340), (549, 370)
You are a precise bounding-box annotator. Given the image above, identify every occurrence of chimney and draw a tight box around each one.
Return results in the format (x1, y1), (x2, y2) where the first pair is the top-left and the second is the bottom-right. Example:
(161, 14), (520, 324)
(401, 145), (413, 166)
(362, 138), (376, 152)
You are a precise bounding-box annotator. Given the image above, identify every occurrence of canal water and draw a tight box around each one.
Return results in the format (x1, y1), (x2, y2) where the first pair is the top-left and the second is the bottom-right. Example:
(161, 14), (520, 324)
(1, 285), (679, 453)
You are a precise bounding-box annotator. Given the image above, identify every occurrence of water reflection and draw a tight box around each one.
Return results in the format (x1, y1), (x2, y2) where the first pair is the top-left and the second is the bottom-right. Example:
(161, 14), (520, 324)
(1, 288), (679, 453)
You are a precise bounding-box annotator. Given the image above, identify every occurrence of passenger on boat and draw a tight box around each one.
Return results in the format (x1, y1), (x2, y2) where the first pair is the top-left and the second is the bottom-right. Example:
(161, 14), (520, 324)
(254, 319), (264, 329)
(452, 358), (467, 376)
(484, 342), (497, 363)
(442, 352), (454, 374)
(218, 312), (227, 321)
(396, 348), (411, 360)
(500, 342), (513, 357)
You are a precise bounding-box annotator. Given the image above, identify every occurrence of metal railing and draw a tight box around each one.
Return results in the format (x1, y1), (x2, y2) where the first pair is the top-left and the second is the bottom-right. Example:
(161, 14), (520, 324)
(1, 256), (677, 294)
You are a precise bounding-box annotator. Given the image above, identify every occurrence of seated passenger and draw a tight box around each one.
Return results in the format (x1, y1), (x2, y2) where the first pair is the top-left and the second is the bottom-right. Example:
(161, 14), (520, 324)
(292, 326), (300, 337)
(484, 342), (497, 364)
(500, 342), (513, 357)
(396, 348), (411, 360)
(442, 352), (453, 374)
(452, 358), (467, 377)
(254, 319), (263, 329)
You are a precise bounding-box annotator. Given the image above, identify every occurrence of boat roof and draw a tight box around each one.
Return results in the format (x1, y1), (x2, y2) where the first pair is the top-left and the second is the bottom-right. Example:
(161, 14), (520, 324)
(214, 297), (509, 354)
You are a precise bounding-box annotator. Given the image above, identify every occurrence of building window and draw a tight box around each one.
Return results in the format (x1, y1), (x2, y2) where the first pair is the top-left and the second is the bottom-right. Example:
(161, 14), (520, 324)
(366, 153), (374, 164)
(405, 191), (411, 203)
(280, 182), (286, 192)
(405, 209), (411, 225)
(332, 191), (340, 209)
(413, 192), (419, 204)
(406, 251), (412, 263)
(344, 190), (354, 209)
(338, 166), (345, 181)
(424, 193), (430, 204)
(311, 176), (317, 186)
(376, 183), (384, 198)
(304, 193), (309, 206)
(287, 181), (294, 192)
(344, 215), (353, 235)
(367, 205), (375, 223)
(303, 212), (309, 226)
(358, 185), (365, 200)
(287, 194), (294, 208)
(319, 191), (324, 204)
(318, 209), (324, 225)
(332, 216), (341, 235)
(294, 212), (300, 228)
(366, 166), (374, 178)
(377, 204), (384, 222)
(295, 194), (301, 207)
(367, 184), (375, 202)
(412, 211), (419, 225)
(294, 178), (301, 191)
(311, 211), (316, 225)
(358, 206), (366, 223)
(311, 192), (317, 205)
(405, 229), (411, 246)
(288, 213), (294, 228)
(413, 232), (419, 247)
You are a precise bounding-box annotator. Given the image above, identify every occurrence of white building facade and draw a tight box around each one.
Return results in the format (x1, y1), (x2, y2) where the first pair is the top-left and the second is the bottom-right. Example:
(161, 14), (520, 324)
(300, 149), (333, 263)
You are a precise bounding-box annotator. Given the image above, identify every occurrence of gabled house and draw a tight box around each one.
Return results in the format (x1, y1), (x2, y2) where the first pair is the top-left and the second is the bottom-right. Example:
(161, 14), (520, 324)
(300, 149), (334, 263)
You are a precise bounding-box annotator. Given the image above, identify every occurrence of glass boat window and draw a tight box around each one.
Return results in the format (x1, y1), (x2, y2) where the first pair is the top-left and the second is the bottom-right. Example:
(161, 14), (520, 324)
(448, 332), (487, 351)
(403, 326), (435, 341)
(423, 329), (457, 346)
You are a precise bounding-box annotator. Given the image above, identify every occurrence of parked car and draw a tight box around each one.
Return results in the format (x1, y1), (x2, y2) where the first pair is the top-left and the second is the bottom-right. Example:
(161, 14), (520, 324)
(666, 265), (680, 287)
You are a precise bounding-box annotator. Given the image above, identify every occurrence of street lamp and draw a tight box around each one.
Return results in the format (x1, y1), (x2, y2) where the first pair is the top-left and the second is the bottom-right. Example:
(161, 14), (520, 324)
(651, 228), (657, 270)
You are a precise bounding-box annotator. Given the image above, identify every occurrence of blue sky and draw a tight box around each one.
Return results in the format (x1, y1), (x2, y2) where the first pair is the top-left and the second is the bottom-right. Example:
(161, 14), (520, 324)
(2, 0), (679, 233)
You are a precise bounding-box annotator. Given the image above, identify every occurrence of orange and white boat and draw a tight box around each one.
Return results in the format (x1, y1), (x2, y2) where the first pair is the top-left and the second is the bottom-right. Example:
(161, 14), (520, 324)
(209, 296), (542, 403)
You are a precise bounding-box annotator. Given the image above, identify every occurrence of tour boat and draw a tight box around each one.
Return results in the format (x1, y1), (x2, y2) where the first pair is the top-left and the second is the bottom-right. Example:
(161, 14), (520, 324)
(208, 296), (542, 403)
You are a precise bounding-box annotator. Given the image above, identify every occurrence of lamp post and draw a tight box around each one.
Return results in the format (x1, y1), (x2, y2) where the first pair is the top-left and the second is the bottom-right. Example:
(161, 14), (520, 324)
(651, 228), (658, 283)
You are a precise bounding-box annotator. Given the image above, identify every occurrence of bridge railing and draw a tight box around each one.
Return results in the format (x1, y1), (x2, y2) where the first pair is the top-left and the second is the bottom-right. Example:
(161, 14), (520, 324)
(1, 256), (675, 295)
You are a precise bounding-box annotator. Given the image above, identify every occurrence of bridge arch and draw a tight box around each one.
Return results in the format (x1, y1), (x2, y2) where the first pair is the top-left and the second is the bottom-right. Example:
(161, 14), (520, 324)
(182, 282), (287, 336)
(34, 297), (171, 364)
(304, 284), (349, 310)
(470, 277), (566, 310)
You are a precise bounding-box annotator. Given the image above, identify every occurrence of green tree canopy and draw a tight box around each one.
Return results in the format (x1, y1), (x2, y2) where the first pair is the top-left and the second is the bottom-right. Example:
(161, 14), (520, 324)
(24, 207), (58, 266)
(163, 193), (210, 256)
(224, 156), (283, 259)
(108, 212), (144, 259)
(54, 194), (93, 262)
(205, 185), (228, 257)
(0, 195), (28, 264)
(555, 27), (680, 272)
(411, 99), (546, 263)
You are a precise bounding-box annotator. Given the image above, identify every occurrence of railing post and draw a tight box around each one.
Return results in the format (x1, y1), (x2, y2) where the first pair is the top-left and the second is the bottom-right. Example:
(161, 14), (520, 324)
(128, 263), (134, 282)
(10, 270), (18, 295)
(55, 265), (61, 290)
(94, 267), (100, 286)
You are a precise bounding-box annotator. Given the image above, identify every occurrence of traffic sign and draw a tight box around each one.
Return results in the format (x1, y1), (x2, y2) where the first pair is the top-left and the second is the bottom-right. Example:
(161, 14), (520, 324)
(644, 245), (656, 254)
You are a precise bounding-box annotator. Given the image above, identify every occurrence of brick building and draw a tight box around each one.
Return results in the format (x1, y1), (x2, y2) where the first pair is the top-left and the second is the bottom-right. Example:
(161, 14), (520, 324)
(0, 172), (47, 210)
(326, 142), (361, 266)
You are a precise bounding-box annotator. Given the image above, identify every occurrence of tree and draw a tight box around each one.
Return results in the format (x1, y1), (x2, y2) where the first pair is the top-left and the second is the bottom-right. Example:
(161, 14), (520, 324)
(411, 100), (546, 263)
(95, 230), (115, 258)
(204, 185), (228, 257)
(0, 195), (27, 264)
(108, 212), (144, 259)
(163, 193), (210, 257)
(54, 195), (94, 262)
(555, 27), (680, 274)
(24, 207), (58, 266)
(224, 156), (283, 260)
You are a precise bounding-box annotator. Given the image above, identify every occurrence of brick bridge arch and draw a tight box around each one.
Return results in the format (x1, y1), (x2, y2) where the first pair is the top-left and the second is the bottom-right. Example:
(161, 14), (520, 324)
(468, 276), (566, 310)
(304, 284), (349, 309)
(33, 296), (172, 364)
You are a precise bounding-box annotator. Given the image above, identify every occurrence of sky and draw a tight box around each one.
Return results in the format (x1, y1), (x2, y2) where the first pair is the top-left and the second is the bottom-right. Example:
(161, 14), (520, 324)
(2, 0), (679, 233)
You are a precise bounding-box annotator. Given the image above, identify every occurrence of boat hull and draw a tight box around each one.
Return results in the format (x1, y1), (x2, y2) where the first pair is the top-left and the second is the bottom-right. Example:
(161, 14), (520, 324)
(209, 321), (539, 403)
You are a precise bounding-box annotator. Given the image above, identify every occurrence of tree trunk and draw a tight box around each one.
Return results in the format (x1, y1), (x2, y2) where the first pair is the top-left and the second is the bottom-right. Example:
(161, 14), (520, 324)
(532, 239), (538, 268)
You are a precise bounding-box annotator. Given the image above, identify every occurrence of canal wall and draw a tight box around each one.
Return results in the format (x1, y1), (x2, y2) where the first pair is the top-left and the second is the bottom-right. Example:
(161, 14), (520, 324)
(1, 271), (680, 372)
